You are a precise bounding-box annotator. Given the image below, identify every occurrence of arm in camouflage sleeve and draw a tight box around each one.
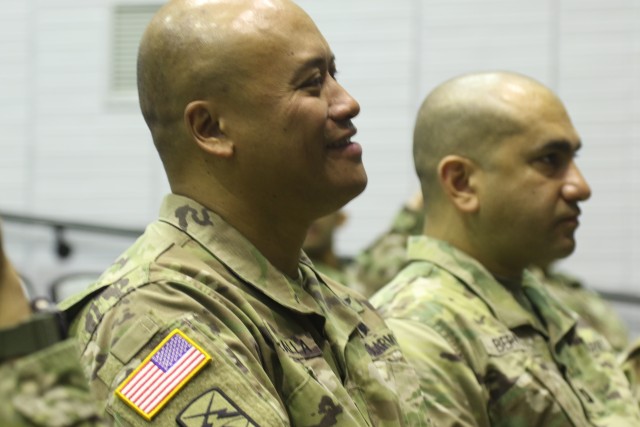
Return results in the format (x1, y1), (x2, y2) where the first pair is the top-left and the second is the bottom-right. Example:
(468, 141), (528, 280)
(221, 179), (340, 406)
(621, 338), (640, 404)
(0, 337), (110, 426)
(385, 317), (490, 427)
(70, 281), (291, 426)
(0, 222), (110, 426)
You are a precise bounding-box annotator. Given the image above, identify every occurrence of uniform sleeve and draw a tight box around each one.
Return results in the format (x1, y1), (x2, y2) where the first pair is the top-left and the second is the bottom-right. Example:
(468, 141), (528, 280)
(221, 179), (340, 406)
(621, 339), (640, 404)
(0, 338), (110, 427)
(385, 317), (490, 427)
(76, 305), (290, 426)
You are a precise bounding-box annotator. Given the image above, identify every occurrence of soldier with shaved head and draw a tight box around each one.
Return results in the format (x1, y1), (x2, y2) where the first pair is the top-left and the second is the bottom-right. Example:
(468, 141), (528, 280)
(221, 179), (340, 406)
(371, 71), (640, 426)
(60, 0), (430, 425)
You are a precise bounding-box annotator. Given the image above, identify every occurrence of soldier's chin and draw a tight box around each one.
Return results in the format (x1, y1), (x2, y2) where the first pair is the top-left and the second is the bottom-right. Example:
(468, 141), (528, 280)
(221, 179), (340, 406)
(324, 182), (367, 214)
(552, 239), (577, 261)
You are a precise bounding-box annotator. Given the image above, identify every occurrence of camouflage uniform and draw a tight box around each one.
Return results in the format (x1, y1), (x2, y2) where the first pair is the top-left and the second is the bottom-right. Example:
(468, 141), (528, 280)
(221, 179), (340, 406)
(371, 236), (640, 427)
(350, 206), (424, 297)
(622, 338), (640, 403)
(529, 267), (630, 353)
(0, 337), (107, 426)
(60, 194), (430, 426)
(309, 259), (349, 286)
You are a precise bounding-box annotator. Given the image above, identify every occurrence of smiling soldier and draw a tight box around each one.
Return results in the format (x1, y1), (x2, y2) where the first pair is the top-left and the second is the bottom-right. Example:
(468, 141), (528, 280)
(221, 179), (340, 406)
(59, 0), (430, 425)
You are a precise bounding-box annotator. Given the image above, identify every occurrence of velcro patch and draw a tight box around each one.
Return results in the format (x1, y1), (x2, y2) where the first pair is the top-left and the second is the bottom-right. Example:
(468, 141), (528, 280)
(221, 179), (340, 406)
(115, 329), (211, 420)
(176, 388), (259, 427)
(481, 333), (526, 356)
(263, 322), (322, 360)
(360, 326), (399, 358)
(275, 335), (322, 360)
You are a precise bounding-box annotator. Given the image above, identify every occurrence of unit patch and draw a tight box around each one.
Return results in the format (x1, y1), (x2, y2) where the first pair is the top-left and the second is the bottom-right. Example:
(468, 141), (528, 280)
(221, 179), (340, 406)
(115, 329), (211, 420)
(176, 388), (259, 427)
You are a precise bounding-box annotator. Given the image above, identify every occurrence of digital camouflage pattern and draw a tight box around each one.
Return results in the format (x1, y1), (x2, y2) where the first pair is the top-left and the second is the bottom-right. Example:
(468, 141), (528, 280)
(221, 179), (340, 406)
(349, 206), (424, 297)
(350, 203), (629, 355)
(59, 194), (431, 426)
(309, 259), (350, 287)
(621, 338), (640, 403)
(0, 337), (108, 427)
(529, 266), (629, 353)
(371, 236), (640, 427)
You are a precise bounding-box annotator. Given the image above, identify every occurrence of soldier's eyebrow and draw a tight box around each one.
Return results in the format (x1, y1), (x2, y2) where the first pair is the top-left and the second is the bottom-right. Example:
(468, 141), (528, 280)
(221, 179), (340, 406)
(540, 139), (582, 154)
(290, 54), (335, 82)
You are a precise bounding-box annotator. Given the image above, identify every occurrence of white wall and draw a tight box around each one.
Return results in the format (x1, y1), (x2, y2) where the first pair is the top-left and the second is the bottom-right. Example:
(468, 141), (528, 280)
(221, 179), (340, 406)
(1, 0), (639, 299)
(0, 1), (30, 209)
(556, 0), (640, 291)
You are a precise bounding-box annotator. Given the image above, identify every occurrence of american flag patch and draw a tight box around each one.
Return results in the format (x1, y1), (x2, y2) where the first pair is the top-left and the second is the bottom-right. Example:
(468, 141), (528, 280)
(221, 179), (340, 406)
(115, 329), (211, 420)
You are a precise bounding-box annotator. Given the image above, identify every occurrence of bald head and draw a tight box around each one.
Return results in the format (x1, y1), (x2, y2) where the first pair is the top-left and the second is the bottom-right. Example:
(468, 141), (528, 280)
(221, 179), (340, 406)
(137, 0), (312, 176)
(413, 72), (563, 206)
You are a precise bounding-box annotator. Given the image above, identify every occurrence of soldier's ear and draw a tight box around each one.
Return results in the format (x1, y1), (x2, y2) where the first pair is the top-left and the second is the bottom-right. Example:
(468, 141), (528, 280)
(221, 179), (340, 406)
(184, 100), (234, 158)
(437, 155), (479, 213)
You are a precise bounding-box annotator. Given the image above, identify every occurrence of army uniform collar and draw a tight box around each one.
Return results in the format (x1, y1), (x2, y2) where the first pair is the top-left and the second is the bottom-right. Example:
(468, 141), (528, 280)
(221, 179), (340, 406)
(407, 236), (577, 347)
(521, 272), (578, 350)
(157, 194), (359, 320)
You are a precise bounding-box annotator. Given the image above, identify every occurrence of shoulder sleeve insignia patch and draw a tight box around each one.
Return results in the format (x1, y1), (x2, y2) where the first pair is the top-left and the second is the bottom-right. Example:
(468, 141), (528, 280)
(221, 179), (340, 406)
(115, 329), (212, 421)
(176, 388), (260, 427)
